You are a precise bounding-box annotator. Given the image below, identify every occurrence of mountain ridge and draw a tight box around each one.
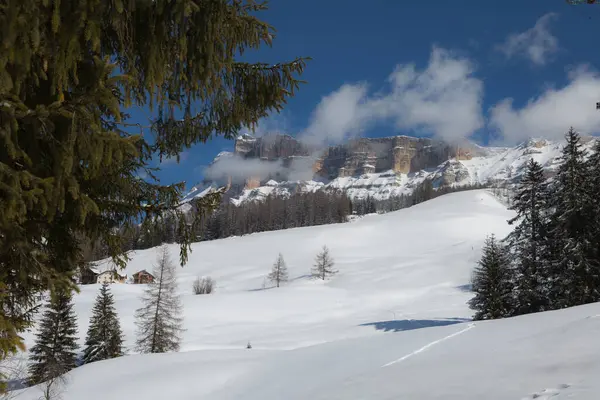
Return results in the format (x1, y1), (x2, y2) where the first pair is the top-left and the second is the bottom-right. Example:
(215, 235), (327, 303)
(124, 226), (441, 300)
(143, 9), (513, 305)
(182, 134), (598, 206)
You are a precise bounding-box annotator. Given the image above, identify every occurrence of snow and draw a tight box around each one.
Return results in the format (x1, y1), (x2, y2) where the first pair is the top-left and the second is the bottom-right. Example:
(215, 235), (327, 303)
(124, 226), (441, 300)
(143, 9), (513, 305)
(12, 190), (600, 399)
(198, 138), (598, 205)
(231, 180), (325, 205)
(180, 184), (221, 204)
(235, 133), (257, 143)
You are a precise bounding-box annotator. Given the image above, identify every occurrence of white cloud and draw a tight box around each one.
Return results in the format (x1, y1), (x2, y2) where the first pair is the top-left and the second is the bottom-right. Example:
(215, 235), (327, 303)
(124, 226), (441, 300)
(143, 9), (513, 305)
(202, 154), (283, 183)
(490, 66), (600, 144)
(238, 112), (291, 138)
(298, 46), (485, 146)
(203, 44), (600, 183)
(299, 83), (370, 148)
(497, 13), (559, 66)
(373, 47), (484, 143)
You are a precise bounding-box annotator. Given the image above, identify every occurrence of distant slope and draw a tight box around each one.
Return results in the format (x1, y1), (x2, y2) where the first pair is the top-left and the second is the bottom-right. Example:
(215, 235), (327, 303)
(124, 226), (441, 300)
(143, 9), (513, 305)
(13, 190), (534, 399)
(62, 190), (511, 348)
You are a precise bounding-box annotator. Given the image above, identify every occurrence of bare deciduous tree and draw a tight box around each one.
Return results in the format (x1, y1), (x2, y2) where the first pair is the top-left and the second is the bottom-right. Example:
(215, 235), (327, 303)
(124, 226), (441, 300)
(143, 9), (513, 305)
(38, 373), (68, 400)
(0, 356), (27, 399)
(312, 246), (337, 280)
(134, 245), (184, 353)
(267, 253), (288, 288)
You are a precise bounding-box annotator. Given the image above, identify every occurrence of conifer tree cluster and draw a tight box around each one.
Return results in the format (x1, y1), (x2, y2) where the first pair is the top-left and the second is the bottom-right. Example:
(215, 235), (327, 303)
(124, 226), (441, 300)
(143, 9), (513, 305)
(26, 255), (188, 387)
(95, 190), (352, 253)
(470, 129), (600, 320)
(27, 283), (128, 389)
(0, 0), (308, 360)
(92, 180), (488, 260)
(195, 191), (353, 243)
(353, 181), (488, 215)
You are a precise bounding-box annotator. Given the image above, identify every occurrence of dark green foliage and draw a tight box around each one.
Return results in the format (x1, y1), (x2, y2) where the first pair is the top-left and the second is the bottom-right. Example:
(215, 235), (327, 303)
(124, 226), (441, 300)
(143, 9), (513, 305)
(135, 245), (184, 353)
(469, 235), (514, 321)
(82, 283), (124, 364)
(0, 0), (308, 360)
(411, 178), (434, 205)
(131, 190), (353, 249)
(80, 182), (489, 264)
(545, 129), (599, 308)
(506, 159), (551, 315)
(496, 130), (600, 317)
(585, 138), (600, 281)
(28, 293), (79, 385)
(354, 181), (489, 215)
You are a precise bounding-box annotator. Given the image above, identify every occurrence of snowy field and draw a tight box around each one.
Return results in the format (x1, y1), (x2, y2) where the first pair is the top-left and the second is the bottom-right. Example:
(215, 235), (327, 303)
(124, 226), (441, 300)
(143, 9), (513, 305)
(13, 190), (600, 399)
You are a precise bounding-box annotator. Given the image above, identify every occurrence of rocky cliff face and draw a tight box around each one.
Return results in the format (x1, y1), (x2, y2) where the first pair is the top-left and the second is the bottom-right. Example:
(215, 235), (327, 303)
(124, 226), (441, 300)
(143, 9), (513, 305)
(235, 133), (310, 161)
(183, 134), (597, 207)
(232, 133), (480, 185)
(316, 136), (479, 178)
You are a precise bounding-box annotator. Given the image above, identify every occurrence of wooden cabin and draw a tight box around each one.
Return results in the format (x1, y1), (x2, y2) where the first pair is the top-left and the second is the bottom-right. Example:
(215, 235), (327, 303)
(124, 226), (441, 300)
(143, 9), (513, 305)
(96, 270), (127, 284)
(79, 266), (99, 285)
(132, 270), (155, 284)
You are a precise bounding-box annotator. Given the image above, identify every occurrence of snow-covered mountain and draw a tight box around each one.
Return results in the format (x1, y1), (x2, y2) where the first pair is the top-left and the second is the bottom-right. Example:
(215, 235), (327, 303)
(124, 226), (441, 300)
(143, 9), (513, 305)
(13, 190), (600, 399)
(183, 135), (597, 206)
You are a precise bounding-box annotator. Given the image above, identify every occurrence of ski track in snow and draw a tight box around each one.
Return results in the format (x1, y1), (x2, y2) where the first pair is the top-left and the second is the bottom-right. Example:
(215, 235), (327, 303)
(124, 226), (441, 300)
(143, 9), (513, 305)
(382, 322), (476, 367)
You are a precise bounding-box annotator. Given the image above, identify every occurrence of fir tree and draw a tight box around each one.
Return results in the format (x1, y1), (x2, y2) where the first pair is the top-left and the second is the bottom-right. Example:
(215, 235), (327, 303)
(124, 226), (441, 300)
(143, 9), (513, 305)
(0, 0), (308, 361)
(547, 128), (599, 308)
(134, 245), (184, 354)
(469, 235), (515, 320)
(312, 246), (337, 280)
(506, 158), (550, 315)
(82, 283), (124, 364)
(28, 293), (79, 385)
(584, 138), (600, 276)
(268, 253), (289, 288)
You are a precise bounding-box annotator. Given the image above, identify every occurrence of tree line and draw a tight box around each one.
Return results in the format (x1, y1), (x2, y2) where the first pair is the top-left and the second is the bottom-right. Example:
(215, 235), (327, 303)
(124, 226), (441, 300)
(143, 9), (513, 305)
(105, 190), (353, 254)
(470, 129), (600, 320)
(352, 180), (489, 215)
(80, 179), (490, 262)
(25, 246), (184, 397)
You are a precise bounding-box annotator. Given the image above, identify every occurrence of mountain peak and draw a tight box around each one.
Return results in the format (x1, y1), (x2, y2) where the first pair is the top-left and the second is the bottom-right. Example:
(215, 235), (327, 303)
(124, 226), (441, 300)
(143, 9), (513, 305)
(186, 135), (598, 207)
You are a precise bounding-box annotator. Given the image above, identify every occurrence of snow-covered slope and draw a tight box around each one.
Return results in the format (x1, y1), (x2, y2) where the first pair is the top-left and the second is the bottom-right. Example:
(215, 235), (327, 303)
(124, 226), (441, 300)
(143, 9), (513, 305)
(186, 138), (597, 205)
(13, 190), (600, 399)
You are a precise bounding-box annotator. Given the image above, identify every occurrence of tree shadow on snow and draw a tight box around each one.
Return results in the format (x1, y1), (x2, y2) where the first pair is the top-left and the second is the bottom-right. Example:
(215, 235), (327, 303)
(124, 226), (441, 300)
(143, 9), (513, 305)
(247, 274), (313, 292)
(360, 318), (471, 333)
(247, 286), (275, 292)
(290, 274), (312, 282)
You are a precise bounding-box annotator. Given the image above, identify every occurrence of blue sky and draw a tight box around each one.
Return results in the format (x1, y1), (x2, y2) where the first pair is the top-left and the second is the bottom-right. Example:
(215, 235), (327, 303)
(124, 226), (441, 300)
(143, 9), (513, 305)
(137, 0), (600, 189)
